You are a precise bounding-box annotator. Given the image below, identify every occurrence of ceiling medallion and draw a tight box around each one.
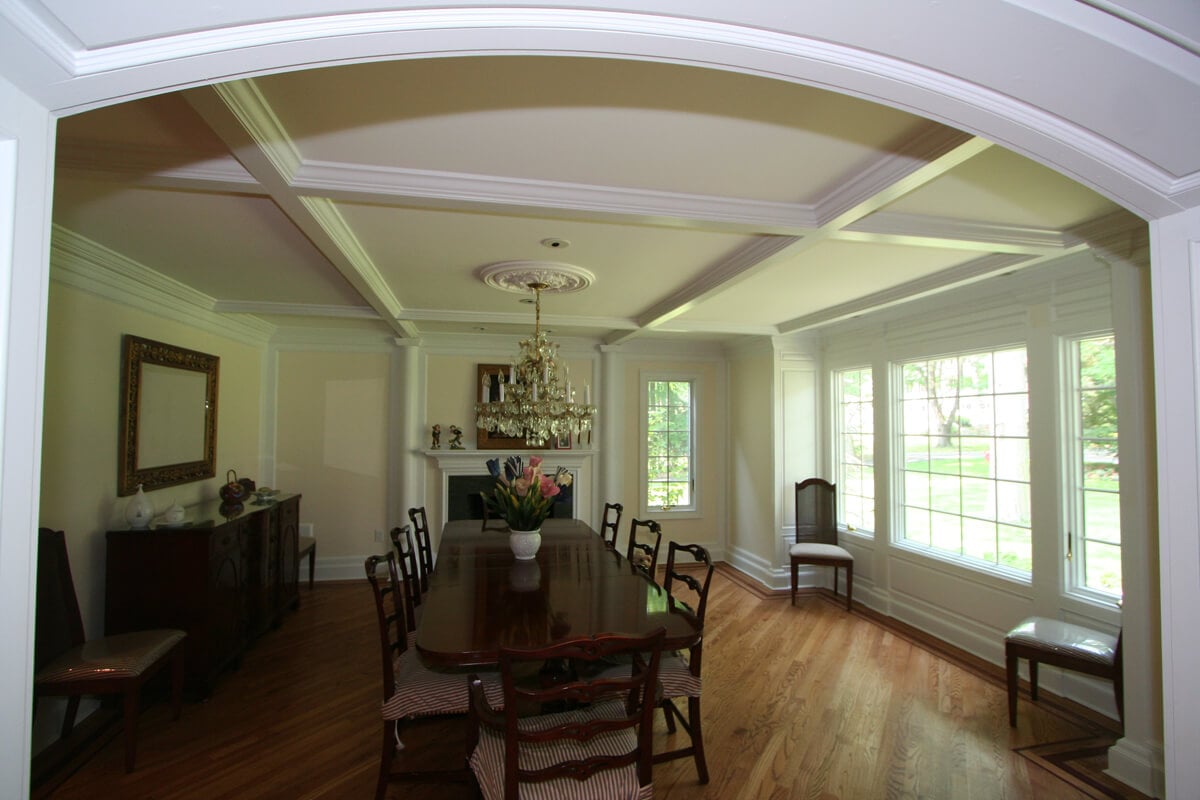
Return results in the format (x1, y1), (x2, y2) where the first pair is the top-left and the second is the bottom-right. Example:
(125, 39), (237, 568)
(479, 261), (594, 295)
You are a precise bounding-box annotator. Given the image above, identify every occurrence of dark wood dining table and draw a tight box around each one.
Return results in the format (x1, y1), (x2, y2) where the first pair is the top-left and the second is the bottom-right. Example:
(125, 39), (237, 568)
(415, 518), (700, 668)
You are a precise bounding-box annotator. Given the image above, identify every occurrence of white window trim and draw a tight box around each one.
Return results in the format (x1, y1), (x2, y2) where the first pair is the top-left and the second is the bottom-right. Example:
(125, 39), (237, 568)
(639, 370), (701, 518)
(1060, 331), (1123, 606)
(832, 365), (875, 540)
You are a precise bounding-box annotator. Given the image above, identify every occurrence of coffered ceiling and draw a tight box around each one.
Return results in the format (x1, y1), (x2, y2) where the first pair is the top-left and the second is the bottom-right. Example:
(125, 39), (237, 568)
(51, 55), (1139, 345)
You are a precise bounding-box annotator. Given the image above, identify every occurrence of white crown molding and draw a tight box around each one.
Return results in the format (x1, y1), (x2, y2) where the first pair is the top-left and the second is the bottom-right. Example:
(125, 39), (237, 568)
(212, 300), (379, 318)
(212, 79), (301, 181)
(266, 326), (397, 351)
(395, 308), (635, 331)
(50, 225), (275, 344)
(840, 212), (1072, 254)
(294, 159), (818, 233)
(55, 138), (260, 191)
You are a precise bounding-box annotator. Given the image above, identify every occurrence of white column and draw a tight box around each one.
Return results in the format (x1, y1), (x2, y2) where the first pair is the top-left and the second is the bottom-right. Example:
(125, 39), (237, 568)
(600, 345), (624, 521)
(1149, 206), (1200, 800)
(391, 340), (424, 529)
(0, 74), (56, 799)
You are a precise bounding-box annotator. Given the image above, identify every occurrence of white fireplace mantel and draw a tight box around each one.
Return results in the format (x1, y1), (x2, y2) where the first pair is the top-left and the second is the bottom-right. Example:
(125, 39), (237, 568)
(424, 449), (597, 530)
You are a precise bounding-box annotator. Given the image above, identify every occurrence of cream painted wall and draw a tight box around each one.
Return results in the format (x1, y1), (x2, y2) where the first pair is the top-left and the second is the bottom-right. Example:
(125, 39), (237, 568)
(727, 349), (776, 569)
(617, 357), (725, 555)
(39, 281), (263, 639)
(276, 350), (390, 558)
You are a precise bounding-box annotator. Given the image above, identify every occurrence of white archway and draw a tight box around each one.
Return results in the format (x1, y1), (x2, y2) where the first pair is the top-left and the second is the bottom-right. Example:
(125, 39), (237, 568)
(2, 7), (1196, 796)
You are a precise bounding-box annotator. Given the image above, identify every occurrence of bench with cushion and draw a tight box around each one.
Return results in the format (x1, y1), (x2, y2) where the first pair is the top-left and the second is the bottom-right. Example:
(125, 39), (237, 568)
(1004, 616), (1123, 727)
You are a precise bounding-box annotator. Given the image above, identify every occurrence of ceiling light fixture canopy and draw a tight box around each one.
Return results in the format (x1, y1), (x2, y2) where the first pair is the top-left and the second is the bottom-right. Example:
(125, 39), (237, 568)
(475, 280), (596, 447)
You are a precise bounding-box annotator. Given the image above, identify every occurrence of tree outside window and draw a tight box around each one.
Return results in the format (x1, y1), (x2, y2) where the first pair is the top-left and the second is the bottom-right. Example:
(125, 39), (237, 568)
(1070, 334), (1121, 597)
(898, 348), (1032, 575)
(645, 379), (694, 510)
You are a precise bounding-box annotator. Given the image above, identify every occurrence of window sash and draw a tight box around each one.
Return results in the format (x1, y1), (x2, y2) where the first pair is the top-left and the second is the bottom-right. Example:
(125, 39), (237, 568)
(835, 367), (875, 533)
(644, 378), (695, 512)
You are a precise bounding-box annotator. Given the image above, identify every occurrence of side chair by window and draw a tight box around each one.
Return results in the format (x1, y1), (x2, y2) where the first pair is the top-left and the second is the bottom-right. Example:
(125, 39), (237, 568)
(364, 550), (503, 799)
(627, 518), (663, 578)
(466, 629), (666, 800)
(791, 478), (853, 611)
(34, 528), (187, 773)
(600, 502), (623, 549)
(1005, 616), (1123, 728)
(655, 541), (714, 783)
(407, 506), (435, 592)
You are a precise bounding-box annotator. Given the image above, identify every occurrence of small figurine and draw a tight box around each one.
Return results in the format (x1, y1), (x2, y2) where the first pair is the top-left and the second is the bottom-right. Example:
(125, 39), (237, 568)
(431, 424), (441, 449)
(448, 424), (464, 449)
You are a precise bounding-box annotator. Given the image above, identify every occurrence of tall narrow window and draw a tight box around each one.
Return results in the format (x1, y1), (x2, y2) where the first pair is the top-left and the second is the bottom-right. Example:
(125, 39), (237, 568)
(1068, 334), (1121, 597)
(645, 378), (695, 512)
(835, 367), (874, 533)
(897, 348), (1031, 576)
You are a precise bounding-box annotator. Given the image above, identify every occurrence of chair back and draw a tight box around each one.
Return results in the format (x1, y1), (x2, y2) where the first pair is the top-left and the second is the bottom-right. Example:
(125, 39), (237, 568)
(472, 629), (666, 799)
(407, 506), (434, 592)
(364, 550), (411, 703)
(627, 518), (662, 577)
(35, 528), (86, 672)
(663, 542), (714, 679)
(388, 525), (422, 632)
(795, 478), (837, 546)
(599, 502), (623, 549)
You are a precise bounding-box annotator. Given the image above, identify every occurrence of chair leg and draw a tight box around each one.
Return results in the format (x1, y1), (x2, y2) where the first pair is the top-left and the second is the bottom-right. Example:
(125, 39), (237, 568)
(1114, 666), (1124, 728)
(376, 722), (395, 800)
(688, 695), (709, 784)
(790, 560), (798, 606)
(60, 696), (81, 738)
(661, 699), (677, 734)
(309, 542), (317, 589)
(1006, 648), (1019, 727)
(844, 563), (853, 612)
(122, 688), (140, 772)
(1028, 660), (1039, 701)
(171, 644), (186, 721)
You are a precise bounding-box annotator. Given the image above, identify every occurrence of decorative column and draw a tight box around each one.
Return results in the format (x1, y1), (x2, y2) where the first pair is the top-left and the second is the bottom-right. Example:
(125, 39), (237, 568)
(600, 345), (624, 520)
(391, 339), (424, 528)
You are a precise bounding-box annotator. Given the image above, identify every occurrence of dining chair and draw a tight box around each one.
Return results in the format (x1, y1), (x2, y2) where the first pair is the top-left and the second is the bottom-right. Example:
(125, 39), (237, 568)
(655, 541), (714, 783)
(407, 506), (435, 592)
(791, 478), (853, 611)
(466, 629), (666, 800)
(1005, 616), (1123, 727)
(364, 550), (504, 799)
(388, 525), (422, 645)
(34, 528), (187, 773)
(627, 518), (663, 578)
(599, 502), (623, 549)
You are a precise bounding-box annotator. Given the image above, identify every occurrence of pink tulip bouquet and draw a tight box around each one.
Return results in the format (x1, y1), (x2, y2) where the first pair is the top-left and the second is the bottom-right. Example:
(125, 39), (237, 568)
(481, 455), (573, 531)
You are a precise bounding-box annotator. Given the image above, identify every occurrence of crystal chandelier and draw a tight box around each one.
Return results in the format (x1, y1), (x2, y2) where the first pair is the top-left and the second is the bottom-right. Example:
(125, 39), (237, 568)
(475, 282), (596, 447)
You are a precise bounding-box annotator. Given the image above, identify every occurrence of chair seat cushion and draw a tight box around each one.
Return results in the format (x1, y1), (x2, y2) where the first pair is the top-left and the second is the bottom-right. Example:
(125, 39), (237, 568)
(35, 629), (185, 683)
(1005, 616), (1117, 666)
(789, 542), (852, 561)
(469, 698), (652, 800)
(659, 651), (702, 699)
(382, 651), (504, 720)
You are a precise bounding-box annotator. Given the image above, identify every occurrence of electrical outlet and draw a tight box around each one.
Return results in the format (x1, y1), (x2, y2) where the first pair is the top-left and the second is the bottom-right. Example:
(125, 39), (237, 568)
(374, 529), (384, 543)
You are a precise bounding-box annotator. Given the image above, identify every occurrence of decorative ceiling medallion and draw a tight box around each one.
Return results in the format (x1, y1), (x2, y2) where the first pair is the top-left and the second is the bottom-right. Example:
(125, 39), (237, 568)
(479, 261), (594, 294)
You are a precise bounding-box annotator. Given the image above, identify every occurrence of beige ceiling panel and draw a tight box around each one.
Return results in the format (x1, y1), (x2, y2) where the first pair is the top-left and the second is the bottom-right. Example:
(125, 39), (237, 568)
(880, 147), (1120, 228)
(53, 178), (365, 307)
(333, 201), (751, 317)
(256, 57), (929, 203)
(677, 240), (978, 325)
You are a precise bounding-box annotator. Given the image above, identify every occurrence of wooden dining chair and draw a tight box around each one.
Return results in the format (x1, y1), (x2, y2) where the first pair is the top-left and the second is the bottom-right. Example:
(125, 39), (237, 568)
(791, 478), (853, 611)
(34, 528), (187, 773)
(365, 550), (504, 799)
(599, 502), (623, 549)
(406, 506), (435, 592)
(466, 629), (666, 800)
(388, 525), (422, 644)
(655, 541), (714, 783)
(627, 518), (662, 578)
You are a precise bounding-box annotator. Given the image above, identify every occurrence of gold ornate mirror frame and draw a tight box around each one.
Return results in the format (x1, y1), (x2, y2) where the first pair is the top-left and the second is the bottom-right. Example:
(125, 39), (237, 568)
(118, 335), (219, 496)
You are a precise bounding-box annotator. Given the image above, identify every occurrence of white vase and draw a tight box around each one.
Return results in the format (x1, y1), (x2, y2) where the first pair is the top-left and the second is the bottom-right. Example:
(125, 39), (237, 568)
(125, 484), (154, 529)
(509, 528), (542, 560)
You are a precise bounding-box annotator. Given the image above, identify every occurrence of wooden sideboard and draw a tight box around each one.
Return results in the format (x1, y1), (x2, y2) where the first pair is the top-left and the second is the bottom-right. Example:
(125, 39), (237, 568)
(105, 494), (301, 697)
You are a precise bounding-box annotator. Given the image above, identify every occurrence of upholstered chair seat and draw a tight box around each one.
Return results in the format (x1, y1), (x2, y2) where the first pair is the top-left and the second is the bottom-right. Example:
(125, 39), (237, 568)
(37, 629), (186, 684)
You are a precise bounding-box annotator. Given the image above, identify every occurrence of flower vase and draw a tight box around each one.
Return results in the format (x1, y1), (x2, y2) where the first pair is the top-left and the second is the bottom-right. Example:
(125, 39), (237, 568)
(509, 528), (542, 560)
(125, 484), (154, 529)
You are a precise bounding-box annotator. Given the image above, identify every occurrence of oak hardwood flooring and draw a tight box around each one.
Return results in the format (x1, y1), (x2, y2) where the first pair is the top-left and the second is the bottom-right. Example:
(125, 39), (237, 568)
(42, 567), (1140, 799)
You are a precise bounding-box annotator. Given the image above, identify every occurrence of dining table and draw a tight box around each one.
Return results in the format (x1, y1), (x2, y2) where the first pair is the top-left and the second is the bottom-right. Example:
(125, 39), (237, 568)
(415, 518), (700, 668)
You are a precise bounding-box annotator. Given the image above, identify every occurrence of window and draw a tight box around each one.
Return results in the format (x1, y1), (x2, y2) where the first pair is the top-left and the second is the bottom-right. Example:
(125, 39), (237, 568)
(644, 378), (695, 512)
(835, 367), (874, 532)
(1067, 334), (1121, 597)
(897, 348), (1031, 575)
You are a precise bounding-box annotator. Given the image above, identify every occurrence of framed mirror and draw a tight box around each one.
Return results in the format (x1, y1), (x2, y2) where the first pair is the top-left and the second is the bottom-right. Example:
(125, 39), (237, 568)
(118, 335), (219, 496)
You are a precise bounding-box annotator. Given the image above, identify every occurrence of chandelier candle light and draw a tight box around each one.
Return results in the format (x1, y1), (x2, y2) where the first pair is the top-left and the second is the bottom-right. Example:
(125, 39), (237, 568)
(475, 282), (596, 447)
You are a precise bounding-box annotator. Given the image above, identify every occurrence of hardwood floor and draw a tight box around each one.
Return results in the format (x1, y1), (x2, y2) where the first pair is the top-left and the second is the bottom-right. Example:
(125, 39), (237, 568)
(42, 567), (1141, 799)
